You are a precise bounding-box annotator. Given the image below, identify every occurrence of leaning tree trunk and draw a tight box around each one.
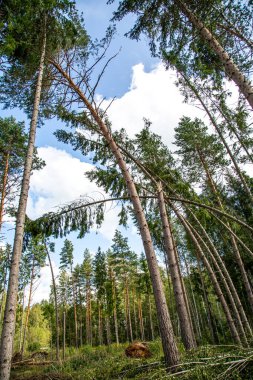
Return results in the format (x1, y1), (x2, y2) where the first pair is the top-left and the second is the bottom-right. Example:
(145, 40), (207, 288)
(197, 149), (253, 316)
(231, 235), (253, 313)
(184, 214), (249, 345)
(212, 101), (253, 165)
(50, 60), (180, 369)
(182, 72), (253, 204)
(187, 206), (253, 338)
(157, 183), (196, 350)
(0, 152), (9, 232)
(175, 0), (253, 109)
(0, 31), (46, 380)
(171, 204), (242, 345)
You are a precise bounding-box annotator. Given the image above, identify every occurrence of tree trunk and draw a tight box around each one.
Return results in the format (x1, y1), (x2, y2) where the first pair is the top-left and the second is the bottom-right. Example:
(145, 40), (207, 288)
(0, 249), (9, 326)
(18, 292), (25, 353)
(148, 295), (154, 341)
(98, 301), (103, 345)
(0, 31), (46, 380)
(77, 286), (83, 347)
(44, 243), (60, 362)
(0, 152), (9, 232)
(182, 72), (253, 203)
(171, 205), (242, 345)
(51, 60), (180, 369)
(111, 271), (119, 345)
(63, 310), (66, 361)
(232, 235), (253, 313)
(196, 257), (217, 344)
(86, 281), (92, 345)
(185, 214), (249, 345)
(197, 149), (253, 318)
(158, 184), (196, 350)
(125, 280), (133, 342)
(138, 298), (145, 341)
(20, 257), (35, 359)
(105, 315), (111, 345)
(124, 284), (129, 342)
(70, 265), (78, 349)
(176, 0), (253, 109)
(188, 207), (252, 339)
(212, 101), (253, 164)
(132, 290), (138, 339)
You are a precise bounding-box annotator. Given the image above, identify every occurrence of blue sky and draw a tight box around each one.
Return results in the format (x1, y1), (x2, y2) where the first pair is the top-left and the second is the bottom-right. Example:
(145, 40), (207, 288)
(1, 0), (206, 302)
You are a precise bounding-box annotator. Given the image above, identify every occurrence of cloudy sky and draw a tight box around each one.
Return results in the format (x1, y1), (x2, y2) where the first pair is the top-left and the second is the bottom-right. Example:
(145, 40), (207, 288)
(1, 0), (213, 303)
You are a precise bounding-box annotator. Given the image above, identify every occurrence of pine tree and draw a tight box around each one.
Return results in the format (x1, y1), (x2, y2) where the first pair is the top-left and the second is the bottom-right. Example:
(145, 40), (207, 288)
(60, 239), (78, 348)
(110, 0), (253, 108)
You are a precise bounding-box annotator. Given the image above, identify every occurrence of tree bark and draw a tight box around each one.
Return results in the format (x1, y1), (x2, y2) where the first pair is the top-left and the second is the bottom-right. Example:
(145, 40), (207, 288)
(85, 281), (92, 345)
(0, 249), (9, 326)
(186, 214), (249, 345)
(63, 310), (66, 361)
(111, 270), (119, 345)
(18, 292), (25, 353)
(158, 184), (196, 350)
(138, 298), (145, 341)
(232, 235), (253, 313)
(44, 243), (60, 362)
(20, 256), (35, 359)
(0, 31), (46, 380)
(125, 280), (133, 342)
(105, 315), (111, 345)
(175, 0), (253, 109)
(148, 295), (154, 341)
(197, 149), (253, 316)
(0, 152), (9, 232)
(190, 211), (251, 341)
(132, 290), (138, 339)
(98, 301), (103, 345)
(50, 60), (180, 369)
(171, 205), (242, 345)
(181, 72), (253, 204)
(70, 264), (78, 348)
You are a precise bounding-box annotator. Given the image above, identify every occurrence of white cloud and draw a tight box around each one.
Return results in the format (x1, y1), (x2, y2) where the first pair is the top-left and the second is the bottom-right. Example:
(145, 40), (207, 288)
(28, 147), (100, 219)
(27, 146), (122, 240)
(102, 63), (205, 149)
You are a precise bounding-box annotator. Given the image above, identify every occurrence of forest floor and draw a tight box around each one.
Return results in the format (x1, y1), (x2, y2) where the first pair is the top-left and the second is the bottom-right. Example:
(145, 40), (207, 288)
(10, 341), (253, 380)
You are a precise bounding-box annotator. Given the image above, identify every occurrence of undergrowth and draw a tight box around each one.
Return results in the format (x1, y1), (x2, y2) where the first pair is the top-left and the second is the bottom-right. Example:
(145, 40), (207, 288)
(10, 341), (253, 380)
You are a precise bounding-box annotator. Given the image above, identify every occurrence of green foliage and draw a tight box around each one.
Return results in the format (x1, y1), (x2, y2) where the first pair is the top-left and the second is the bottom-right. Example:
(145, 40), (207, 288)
(13, 303), (51, 354)
(174, 116), (228, 185)
(27, 341), (41, 352)
(11, 342), (253, 379)
(0, 117), (45, 222)
(110, 0), (253, 83)
(0, 0), (88, 120)
(60, 239), (74, 270)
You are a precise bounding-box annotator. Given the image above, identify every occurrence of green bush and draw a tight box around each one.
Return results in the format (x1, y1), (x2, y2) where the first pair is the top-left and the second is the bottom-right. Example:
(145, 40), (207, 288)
(27, 341), (41, 352)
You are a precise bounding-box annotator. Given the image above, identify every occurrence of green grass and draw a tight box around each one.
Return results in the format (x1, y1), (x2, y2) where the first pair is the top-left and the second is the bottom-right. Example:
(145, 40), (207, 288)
(10, 341), (253, 380)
